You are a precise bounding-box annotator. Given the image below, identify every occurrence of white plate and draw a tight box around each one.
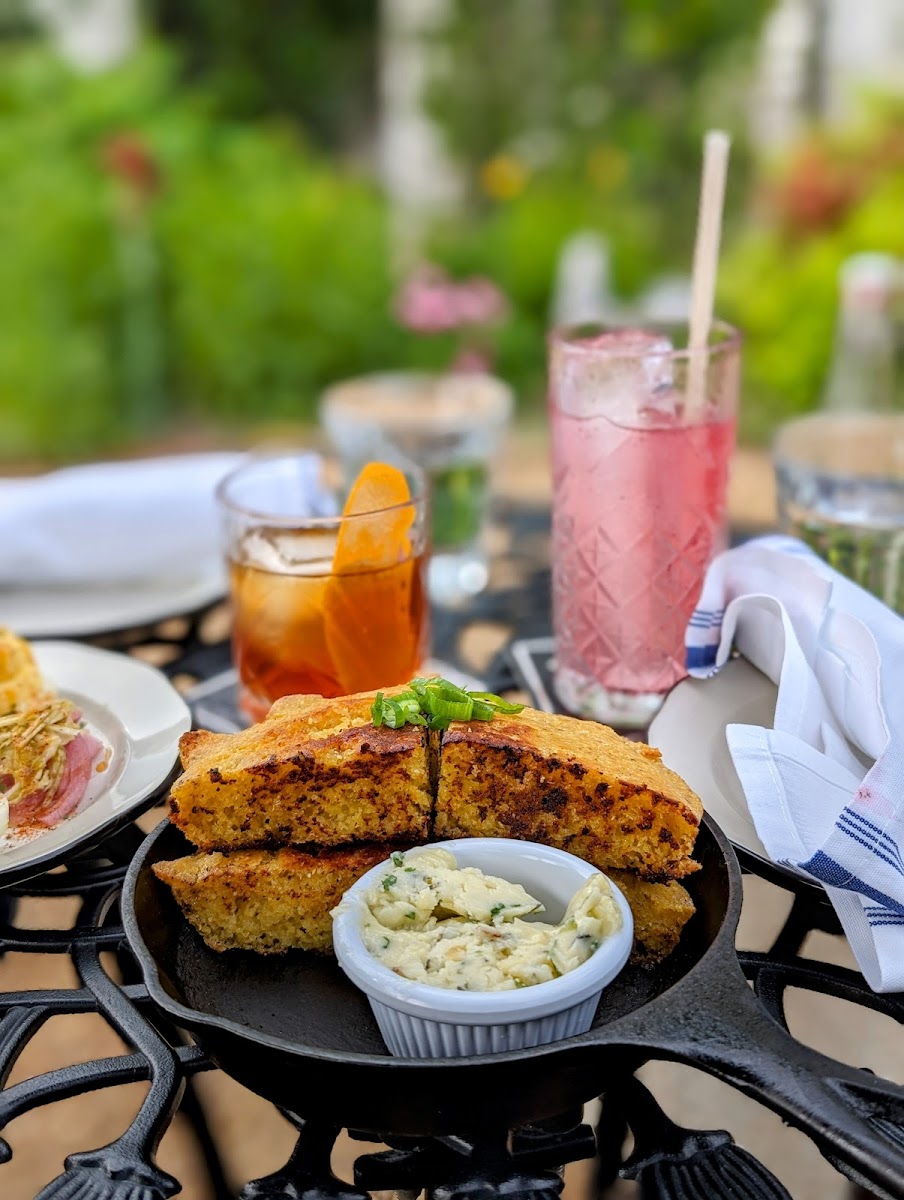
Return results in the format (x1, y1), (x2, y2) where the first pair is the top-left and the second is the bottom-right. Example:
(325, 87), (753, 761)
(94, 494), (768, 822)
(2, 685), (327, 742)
(648, 657), (779, 865)
(0, 573), (225, 639)
(0, 642), (191, 885)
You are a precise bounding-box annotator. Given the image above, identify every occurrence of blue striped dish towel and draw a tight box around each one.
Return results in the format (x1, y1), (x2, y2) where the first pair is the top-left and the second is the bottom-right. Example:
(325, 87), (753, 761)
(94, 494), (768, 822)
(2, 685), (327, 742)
(686, 534), (904, 992)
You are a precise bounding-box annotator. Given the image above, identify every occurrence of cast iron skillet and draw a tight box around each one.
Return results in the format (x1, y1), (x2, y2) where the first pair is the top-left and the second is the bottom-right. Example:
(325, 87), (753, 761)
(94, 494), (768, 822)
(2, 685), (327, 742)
(123, 817), (904, 1196)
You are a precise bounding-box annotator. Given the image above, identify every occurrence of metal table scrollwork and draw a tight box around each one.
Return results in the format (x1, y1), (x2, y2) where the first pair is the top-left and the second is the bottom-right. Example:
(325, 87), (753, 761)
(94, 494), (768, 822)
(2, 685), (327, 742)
(6, 839), (899, 1199)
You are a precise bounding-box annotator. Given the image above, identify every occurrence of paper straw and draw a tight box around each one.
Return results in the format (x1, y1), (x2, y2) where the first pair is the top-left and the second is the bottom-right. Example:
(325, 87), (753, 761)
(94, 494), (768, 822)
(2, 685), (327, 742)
(686, 130), (731, 418)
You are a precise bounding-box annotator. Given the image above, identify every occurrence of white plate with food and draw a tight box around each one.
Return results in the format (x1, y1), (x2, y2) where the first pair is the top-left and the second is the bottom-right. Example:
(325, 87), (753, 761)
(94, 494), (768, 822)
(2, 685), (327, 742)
(0, 573), (226, 639)
(0, 635), (192, 885)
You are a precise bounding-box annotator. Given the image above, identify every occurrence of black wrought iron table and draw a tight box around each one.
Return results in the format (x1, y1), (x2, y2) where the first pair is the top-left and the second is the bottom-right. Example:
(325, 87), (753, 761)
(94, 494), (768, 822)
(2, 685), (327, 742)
(2, 501), (903, 1200)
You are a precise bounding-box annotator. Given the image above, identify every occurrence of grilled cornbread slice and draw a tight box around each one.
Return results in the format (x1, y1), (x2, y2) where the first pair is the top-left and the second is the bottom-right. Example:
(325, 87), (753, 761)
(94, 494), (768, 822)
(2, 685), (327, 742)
(607, 871), (695, 964)
(153, 846), (692, 964)
(434, 706), (702, 880)
(153, 844), (388, 953)
(170, 689), (431, 852)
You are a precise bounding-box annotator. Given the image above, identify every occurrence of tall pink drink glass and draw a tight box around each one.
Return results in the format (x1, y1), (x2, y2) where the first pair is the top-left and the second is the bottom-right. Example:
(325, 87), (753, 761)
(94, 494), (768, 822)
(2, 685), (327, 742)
(549, 323), (740, 728)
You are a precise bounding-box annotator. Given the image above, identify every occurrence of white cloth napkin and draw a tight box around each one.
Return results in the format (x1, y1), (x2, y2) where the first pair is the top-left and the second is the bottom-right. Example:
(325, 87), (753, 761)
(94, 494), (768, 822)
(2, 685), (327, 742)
(686, 534), (904, 992)
(0, 453), (244, 586)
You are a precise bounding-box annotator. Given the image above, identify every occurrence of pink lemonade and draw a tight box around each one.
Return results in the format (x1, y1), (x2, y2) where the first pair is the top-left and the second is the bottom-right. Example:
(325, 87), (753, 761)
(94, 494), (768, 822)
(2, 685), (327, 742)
(549, 326), (739, 726)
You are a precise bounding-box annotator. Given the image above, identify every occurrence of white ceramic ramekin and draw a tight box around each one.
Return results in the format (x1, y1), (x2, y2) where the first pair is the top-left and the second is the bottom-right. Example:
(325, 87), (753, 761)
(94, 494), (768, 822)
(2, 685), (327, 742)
(331, 838), (634, 1059)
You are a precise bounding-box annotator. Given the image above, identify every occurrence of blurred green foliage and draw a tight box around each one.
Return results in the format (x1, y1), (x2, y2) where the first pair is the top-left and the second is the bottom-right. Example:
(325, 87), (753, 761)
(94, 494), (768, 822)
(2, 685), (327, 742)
(0, 43), (405, 460)
(150, 0), (377, 148)
(427, 0), (770, 262)
(0, 1), (777, 461)
(718, 103), (904, 441)
(2, 4), (901, 461)
(159, 127), (402, 422)
(0, 45), (125, 459)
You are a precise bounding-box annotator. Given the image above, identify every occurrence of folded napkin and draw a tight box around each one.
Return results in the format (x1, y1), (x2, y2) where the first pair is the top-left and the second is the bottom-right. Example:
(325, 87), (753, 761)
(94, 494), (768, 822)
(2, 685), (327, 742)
(0, 453), (244, 586)
(686, 534), (904, 992)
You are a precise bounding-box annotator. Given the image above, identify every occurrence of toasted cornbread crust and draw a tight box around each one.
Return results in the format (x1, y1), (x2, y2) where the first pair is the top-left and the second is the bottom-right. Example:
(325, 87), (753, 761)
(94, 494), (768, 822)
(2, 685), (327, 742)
(607, 870), (696, 964)
(434, 709), (702, 880)
(154, 845), (693, 964)
(170, 719), (432, 852)
(153, 844), (388, 953)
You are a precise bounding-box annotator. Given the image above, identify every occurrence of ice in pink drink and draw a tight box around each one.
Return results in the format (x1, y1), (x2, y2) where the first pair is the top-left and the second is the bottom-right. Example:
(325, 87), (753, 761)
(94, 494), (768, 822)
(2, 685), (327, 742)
(549, 328), (736, 725)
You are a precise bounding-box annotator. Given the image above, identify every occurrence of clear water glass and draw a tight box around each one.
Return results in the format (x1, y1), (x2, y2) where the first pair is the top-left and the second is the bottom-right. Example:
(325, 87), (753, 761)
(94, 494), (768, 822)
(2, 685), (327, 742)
(320, 372), (513, 608)
(774, 412), (904, 614)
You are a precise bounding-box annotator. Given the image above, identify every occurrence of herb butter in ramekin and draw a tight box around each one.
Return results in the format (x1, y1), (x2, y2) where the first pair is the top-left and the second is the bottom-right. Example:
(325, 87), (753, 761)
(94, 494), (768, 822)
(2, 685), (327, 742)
(331, 838), (634, 1058)
(353, 846), (622, 992)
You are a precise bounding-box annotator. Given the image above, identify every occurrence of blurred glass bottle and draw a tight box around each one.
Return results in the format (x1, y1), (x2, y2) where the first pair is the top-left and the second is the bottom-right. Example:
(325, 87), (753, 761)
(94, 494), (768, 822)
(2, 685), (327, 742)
(775, 253), (904, 613)
(821, 252), (902, 413)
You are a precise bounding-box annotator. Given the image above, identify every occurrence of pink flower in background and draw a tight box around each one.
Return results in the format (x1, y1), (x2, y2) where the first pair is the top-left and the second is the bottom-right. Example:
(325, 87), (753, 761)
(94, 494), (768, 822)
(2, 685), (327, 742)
(395, 266), (508, 334)
(452, 276), (508, 325)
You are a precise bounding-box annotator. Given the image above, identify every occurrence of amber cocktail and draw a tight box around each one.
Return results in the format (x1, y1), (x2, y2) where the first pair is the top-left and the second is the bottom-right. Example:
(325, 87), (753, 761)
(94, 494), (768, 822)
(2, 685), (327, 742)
(217, 454), (429, 722)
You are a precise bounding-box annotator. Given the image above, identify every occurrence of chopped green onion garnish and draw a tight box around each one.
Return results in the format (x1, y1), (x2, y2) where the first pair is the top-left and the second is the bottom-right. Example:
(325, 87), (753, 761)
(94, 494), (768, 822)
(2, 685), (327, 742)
(430, 678), (471, 702)
(369, 678), (524, 732)
(469, 692), (525, 714)
(427, 696), (473, 721)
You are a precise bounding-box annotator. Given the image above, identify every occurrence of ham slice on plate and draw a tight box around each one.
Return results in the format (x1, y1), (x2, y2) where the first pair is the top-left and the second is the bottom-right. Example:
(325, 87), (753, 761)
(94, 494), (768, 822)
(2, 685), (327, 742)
(38, 731), (104, 826)
(9, 730), (104, 830)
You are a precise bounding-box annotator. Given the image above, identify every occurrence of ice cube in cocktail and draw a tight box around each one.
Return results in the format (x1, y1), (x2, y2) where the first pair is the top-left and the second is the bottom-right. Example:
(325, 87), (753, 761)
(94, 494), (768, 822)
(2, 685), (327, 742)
(549, 325), (739, 728)
(231, 529), (339, 713)
(231, 524), (429, 722)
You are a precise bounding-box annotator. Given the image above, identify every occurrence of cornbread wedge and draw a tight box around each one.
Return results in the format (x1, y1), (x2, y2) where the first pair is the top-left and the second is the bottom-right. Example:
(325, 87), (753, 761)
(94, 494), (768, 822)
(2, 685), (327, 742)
(170, 690), (431, 852)
(434, 707), (702, 880)
(153, 844), (388, 953)
(607, 871), (696, 964)
(153, 845), (693, 964)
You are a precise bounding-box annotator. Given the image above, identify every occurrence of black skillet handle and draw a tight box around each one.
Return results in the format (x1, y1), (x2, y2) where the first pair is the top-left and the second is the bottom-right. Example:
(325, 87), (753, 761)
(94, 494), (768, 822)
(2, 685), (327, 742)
(647, 959), (904, 1199)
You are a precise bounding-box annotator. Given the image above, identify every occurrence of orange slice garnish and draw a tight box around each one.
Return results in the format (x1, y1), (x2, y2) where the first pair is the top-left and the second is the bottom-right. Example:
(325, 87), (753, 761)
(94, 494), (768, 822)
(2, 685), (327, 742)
(323, 463), (423, 692)
(332, 461), (414, 568)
